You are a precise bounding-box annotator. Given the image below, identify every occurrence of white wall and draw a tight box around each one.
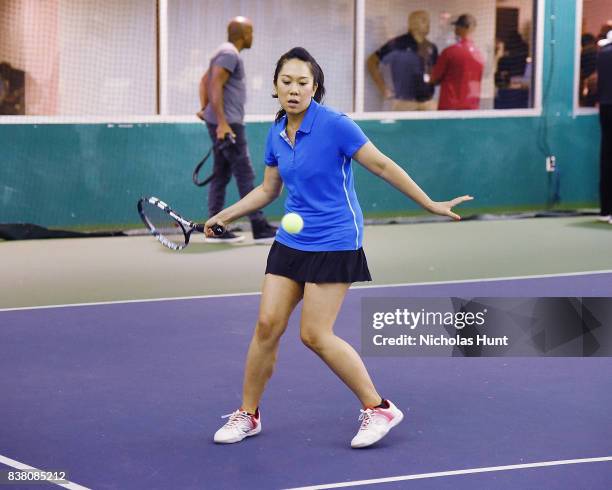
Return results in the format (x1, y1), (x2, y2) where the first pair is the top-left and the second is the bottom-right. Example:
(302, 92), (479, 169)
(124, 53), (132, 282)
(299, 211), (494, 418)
(582, 0), (612, 37)
(0, 0), (60, 115)
(166, 0), (355, 115)
(58, 0), (157, 115)
(0, 0), (157, 115)
(0, 0), (26, 67)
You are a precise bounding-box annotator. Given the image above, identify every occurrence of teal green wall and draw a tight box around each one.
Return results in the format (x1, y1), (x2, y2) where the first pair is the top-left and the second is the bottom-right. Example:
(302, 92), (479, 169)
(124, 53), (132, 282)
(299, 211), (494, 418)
(0, 1), (601, 228)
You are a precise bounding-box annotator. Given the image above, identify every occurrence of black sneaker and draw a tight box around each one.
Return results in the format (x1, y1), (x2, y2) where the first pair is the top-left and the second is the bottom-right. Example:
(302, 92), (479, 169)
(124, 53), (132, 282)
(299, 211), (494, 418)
(252, 221), (277, 244)
(204, 230), (245, 244)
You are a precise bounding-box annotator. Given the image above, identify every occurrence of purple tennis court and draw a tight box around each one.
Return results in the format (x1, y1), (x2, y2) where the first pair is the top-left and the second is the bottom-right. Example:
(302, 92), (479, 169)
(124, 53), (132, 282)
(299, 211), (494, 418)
(2, 273), (611, 489)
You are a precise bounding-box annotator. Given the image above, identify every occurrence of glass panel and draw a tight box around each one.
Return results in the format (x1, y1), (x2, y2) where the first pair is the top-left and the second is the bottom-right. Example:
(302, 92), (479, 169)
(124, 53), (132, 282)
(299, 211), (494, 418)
(579, 0), (612, 108)
(364, 0), (535, 112)
(167, 0), (355, 116)
(0, 0), (157, 116)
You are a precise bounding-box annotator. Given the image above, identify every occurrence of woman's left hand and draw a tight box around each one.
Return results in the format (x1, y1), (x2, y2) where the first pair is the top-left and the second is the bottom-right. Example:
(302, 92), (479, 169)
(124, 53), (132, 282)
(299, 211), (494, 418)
(427, 195), (474, 220)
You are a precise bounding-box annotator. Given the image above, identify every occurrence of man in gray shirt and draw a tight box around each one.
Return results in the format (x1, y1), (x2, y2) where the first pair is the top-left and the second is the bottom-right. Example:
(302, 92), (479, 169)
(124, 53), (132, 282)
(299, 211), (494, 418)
(198, 16), (276, 242)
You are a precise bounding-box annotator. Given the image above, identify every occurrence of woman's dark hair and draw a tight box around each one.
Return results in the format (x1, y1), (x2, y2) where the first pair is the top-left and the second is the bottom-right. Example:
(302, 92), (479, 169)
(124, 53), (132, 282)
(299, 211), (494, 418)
(272, 47), (325, 122)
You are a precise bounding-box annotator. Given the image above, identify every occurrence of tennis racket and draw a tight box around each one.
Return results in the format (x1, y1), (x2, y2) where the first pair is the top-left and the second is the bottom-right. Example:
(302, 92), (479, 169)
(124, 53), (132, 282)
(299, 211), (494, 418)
(193, 133), (236, 187)
(137, 196), (224, 250)
(192, 147), (215, 187)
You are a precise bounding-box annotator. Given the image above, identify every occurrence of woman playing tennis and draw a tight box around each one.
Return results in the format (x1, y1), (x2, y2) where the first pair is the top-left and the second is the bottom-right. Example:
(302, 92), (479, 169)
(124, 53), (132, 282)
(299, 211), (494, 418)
(205, 47), (472, 448)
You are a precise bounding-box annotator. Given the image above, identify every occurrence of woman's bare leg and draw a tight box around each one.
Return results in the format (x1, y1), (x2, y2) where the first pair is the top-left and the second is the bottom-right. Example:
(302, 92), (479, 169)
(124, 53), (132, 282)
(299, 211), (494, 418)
(241, 274), (304, 413)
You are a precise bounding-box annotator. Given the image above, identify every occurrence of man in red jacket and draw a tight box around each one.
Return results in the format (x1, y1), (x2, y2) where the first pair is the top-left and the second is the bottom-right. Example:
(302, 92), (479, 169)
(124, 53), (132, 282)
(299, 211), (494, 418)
(431, 14), (484, 110)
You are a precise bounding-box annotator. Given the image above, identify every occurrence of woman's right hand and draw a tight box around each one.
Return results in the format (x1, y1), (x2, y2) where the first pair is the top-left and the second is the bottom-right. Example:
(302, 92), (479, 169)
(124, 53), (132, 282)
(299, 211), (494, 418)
(204, 216), (226, 237)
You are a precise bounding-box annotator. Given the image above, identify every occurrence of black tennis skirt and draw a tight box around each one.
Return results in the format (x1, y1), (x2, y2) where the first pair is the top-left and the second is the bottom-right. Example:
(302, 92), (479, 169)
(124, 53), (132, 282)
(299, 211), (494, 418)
(265, 241), (372, 283)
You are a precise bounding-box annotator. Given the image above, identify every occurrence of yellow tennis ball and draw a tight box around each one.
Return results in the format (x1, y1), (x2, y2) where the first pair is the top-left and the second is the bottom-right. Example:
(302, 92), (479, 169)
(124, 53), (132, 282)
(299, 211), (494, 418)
(281, 212), (304, 234)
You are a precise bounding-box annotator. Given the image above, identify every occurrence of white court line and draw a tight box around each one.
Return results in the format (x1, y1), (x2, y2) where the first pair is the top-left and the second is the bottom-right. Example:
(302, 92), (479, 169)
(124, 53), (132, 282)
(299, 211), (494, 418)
(283, 456), (612, 490)
(0, 454), (91, 490)
(352, 269), (612, 291)
(0, 290), (261, 313)
(1, 269), (611, 313)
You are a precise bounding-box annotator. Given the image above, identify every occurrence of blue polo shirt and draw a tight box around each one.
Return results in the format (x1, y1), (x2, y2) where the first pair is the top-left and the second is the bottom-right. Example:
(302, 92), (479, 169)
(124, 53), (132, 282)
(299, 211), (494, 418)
(264, 100), (368, 251)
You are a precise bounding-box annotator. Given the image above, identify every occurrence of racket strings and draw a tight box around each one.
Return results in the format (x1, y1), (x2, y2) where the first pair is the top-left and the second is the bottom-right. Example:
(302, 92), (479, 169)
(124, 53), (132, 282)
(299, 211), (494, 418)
(141, 201), (187, 248)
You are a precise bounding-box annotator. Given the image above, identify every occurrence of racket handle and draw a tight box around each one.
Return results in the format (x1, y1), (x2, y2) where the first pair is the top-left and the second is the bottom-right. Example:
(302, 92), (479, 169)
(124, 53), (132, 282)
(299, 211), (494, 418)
(194, 223), (225, 236)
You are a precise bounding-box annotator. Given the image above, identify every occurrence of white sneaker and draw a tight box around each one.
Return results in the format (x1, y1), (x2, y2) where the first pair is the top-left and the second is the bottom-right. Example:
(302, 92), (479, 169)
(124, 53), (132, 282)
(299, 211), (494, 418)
(213, 409), (261, 444)
(350, 400), (404, 448)
(596, 215), (611, 223)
